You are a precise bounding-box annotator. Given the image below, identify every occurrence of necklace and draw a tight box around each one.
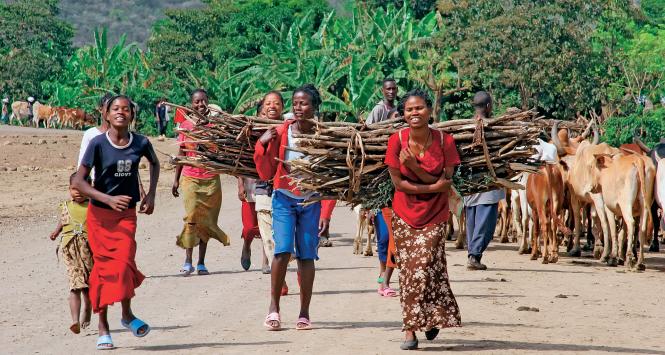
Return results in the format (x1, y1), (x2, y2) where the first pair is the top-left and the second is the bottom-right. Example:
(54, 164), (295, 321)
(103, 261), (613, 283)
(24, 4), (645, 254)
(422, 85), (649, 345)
(409, 129), (432, 158)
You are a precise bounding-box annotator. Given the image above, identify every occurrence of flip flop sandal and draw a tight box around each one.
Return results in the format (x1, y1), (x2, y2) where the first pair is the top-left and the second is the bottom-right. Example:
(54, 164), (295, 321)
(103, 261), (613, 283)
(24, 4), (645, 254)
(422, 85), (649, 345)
(96, 334), (115, 350)
(121, 317), (151, 337)
(318, 236), (333, 247)
(264, 312), (281, 331)
(181, 263), (194, 276)
(378, 287), (398, 297)
(196, 264), (210, 275)
(295, 317), (312, 330)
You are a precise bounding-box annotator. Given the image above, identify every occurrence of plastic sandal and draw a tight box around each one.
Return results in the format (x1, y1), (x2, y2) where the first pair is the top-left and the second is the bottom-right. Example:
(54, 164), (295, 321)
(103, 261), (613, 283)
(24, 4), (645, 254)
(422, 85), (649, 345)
(377, 276), (385, 284)
(378, 287), (398, 297)
(264, 312), (281, 331)
(295, 317), (312, 330)
(121, 317), (151, 338)
(96, 335), (114, 350)
(181, 263), (194, 276)
(196, 264), (209, 275)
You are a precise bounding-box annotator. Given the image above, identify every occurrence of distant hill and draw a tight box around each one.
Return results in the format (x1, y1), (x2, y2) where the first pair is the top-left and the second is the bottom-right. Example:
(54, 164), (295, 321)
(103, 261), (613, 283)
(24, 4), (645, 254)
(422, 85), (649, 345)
(58, 0), (203, 47)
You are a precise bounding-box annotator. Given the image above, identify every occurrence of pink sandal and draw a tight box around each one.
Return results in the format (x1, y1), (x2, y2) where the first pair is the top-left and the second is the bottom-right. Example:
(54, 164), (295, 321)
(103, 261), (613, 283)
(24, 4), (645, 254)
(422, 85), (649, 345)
(295, 317), (312, 330)
(264, 312), (281, 331)
(378, 287), (398, 297)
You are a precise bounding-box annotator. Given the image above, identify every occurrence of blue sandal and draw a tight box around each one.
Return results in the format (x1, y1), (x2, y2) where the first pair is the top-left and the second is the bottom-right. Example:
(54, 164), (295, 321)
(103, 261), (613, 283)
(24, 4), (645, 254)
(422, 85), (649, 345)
(196, 264), (209, 275)
(181, 263), (194, 276)
(96, 334), (114, 350)
(121, 317), (151, 338)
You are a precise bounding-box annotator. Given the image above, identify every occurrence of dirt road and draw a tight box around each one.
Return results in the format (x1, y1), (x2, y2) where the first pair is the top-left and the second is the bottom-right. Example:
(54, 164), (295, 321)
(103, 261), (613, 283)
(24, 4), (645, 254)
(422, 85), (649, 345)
(2, 125), (665, 354)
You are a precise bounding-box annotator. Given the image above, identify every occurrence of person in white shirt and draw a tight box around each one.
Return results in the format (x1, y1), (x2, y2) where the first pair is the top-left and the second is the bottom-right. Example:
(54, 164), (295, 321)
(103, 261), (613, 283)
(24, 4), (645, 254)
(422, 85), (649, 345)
(78, 94), (113, 177)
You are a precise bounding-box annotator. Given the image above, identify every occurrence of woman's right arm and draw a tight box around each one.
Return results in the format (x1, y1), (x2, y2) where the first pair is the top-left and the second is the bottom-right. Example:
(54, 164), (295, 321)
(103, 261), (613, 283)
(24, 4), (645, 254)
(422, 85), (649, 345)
(73, 165), (131, 211)
(388, 167), (450, 195)
(254, 127), (280, 180)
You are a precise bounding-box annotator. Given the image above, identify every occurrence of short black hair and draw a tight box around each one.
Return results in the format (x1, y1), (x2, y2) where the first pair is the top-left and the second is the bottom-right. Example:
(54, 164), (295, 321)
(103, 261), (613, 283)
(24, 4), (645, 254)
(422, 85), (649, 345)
(397, 89), (432, 116)
(293, 84), (322, 112)
(104, 95), (136, 119)
(190, 88), (208, 100)
(383, 78), (396, 85)
(473, 91), (492, 108)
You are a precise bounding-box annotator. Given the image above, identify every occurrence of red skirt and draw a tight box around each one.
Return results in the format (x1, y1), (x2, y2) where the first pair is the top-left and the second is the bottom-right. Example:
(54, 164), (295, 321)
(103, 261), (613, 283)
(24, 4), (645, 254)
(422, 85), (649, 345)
(241, 201), (260, 240)
(87, 205), (145, 313)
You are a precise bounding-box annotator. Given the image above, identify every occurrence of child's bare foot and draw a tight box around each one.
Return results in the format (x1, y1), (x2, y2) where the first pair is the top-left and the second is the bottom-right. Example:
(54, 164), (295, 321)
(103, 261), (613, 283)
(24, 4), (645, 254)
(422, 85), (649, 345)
(70, 322), (81, 334)
(81, 306), (92, 329)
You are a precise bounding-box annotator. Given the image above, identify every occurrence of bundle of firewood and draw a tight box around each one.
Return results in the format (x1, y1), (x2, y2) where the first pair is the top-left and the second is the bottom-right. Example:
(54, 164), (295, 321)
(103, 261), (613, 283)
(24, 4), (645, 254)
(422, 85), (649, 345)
(169, 104), (570, 207)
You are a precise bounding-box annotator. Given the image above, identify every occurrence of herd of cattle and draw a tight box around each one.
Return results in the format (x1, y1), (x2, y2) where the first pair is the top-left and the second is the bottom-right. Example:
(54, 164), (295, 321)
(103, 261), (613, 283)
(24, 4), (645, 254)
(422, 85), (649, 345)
(8, 101), (95, 129)
(354, 121), (664, 272)
(455, 122), (663, 271)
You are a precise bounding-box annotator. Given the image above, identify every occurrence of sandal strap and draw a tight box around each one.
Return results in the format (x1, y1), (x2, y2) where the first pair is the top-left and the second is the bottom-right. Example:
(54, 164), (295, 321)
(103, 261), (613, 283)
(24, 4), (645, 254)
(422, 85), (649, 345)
(265, 312), (280, 321)
(97, 334), (113, 346)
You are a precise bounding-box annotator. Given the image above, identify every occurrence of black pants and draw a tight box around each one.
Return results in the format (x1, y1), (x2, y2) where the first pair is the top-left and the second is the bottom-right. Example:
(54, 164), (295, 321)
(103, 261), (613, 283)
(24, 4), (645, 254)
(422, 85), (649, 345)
(157, 118), (167, 136)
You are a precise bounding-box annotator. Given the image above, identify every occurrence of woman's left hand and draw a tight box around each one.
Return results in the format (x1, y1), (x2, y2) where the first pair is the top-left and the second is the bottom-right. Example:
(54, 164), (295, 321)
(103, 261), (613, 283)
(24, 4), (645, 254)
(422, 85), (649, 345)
(318, 218), (331, 237)
(139, 193), (156, 215)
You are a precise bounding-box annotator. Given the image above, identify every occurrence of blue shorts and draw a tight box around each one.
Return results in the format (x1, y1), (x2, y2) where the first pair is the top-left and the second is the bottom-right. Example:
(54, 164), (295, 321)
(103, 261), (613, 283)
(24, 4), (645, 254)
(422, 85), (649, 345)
(374, 211), (390, 263)
(272, 190), (321, 260)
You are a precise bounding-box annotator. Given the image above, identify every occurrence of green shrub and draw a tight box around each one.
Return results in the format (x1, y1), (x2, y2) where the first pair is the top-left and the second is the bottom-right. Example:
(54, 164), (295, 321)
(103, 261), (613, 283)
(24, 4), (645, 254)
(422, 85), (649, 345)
(602, 108), (665, 148)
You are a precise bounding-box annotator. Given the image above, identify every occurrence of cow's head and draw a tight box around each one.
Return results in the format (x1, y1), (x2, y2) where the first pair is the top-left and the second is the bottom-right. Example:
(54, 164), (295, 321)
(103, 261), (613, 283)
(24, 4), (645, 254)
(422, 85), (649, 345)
(551, 120), (599, 157)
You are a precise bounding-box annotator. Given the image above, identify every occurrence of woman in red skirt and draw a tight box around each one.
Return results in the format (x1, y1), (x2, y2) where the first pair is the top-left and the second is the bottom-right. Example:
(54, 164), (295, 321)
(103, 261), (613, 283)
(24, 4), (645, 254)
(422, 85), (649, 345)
(73, 95), (160, 350)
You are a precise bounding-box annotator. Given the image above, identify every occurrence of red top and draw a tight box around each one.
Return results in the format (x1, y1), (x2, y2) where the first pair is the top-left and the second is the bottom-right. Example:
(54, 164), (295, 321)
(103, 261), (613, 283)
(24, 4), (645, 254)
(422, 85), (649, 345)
(254, 120), (336, 219)
(384, 128), (460, 229)
(178, 119), (216, 179)
(174, 108), (186, 124)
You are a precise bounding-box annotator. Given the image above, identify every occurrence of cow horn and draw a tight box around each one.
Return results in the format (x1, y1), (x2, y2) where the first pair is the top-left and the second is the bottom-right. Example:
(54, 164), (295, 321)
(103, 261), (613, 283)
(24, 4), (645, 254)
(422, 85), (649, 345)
(580, 120), (593, 139)
(591, 122), (600, 145)
(633, 130), (651, 154)
(551, 121), (566, 157)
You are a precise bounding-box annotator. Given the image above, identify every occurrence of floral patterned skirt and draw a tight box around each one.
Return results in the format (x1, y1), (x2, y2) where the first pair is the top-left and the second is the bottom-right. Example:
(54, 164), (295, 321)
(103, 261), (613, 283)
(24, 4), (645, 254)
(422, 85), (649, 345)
(392, 215), (462, 332)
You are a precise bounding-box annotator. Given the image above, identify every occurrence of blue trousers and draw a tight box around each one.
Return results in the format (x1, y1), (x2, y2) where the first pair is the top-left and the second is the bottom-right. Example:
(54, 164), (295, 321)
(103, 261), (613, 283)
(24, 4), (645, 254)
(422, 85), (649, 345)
(374, 211), (389, 263)
(465, 203), (499, 260)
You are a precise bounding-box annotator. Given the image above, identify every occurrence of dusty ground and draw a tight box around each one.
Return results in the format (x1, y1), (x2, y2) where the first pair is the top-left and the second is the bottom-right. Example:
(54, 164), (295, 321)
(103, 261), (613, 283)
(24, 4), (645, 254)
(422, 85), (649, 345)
(2, 125), (665, 355)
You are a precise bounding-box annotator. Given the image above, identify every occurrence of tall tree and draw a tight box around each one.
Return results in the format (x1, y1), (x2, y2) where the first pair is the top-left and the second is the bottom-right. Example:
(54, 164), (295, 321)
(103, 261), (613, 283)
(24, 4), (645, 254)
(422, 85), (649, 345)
(437, 0), (630, 119)
(0, 0), (73, 99)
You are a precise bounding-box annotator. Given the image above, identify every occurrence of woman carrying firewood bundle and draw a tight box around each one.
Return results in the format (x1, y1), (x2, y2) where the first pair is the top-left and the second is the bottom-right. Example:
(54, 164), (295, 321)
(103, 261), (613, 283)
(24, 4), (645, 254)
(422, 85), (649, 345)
(385, 89), (462, 350)
(172, 89), (230, 276)
(254, 84), (335, 331)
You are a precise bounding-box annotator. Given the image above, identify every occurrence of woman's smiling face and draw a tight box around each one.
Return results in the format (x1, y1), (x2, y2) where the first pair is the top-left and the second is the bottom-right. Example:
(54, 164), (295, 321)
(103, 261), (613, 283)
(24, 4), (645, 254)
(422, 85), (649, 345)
(107, 97), (133, 129)
(403, 96), (430, 129)
(263, 93), (284, 120)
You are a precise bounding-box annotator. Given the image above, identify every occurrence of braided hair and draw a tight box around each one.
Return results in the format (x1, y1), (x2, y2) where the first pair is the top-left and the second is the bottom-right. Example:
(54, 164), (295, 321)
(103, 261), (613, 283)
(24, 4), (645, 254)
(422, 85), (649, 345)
(293, 84), (322, 117)
(397, 88), (432, 117)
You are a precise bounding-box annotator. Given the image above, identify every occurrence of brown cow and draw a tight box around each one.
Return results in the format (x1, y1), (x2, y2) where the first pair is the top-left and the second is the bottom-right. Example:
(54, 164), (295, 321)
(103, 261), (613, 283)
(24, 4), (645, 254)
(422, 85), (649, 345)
(526, 163), (566, 263)
(595, 152), (655, 270)
(554, 122), (607, 259)
(55, 108), (95, 129)
(32, 102), (56, 128)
